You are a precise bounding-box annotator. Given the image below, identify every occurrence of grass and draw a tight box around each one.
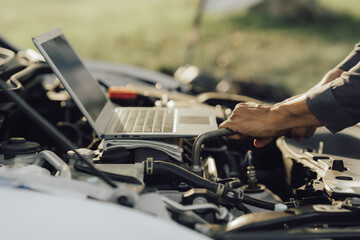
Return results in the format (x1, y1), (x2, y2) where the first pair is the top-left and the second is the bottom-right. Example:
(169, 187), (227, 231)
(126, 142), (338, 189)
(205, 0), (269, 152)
(193, 1), (360, 94)
(1, 0), (360, 95)
(0, 0), (197, 69)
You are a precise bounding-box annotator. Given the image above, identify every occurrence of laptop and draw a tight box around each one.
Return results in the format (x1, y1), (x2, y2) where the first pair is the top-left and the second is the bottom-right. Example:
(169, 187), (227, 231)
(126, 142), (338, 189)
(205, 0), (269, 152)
(32, 28), (218, 139)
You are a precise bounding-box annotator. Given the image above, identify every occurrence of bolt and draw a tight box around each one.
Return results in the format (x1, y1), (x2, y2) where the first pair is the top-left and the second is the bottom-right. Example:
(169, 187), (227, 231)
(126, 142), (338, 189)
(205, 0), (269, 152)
(247, 166), (258, 189)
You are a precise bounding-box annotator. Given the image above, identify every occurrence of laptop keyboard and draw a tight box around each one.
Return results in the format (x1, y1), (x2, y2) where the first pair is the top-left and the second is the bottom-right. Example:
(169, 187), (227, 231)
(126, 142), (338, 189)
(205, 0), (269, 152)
(116, 109), (174, 133)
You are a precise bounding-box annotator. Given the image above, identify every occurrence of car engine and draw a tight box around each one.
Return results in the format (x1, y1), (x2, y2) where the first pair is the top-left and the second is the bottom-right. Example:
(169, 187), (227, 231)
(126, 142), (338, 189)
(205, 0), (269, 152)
(1, 40), (360, 240)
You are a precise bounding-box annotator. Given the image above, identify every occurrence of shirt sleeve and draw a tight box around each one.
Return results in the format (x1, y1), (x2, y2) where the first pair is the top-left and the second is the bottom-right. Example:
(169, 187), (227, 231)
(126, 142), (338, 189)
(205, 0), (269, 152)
(336, 42), (360, 71)
(306, 61), (360, 133)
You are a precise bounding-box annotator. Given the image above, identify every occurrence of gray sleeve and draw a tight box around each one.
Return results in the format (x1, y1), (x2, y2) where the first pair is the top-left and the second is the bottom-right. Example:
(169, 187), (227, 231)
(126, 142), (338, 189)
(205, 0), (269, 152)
(336, 42), (360, 71)
(306, 62), (360, 133)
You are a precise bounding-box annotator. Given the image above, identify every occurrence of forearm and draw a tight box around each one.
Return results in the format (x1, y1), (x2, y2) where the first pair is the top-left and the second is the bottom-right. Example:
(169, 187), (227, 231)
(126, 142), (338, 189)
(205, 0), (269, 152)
(270, 94), (322, 131)
(273, 65), (344, 129)
(306, 62), (360, 133)
(278, 42), (359, 131)
(312, 68), (344, 89)
(274, 93), (304, 106)
(221, 42), (360, 146)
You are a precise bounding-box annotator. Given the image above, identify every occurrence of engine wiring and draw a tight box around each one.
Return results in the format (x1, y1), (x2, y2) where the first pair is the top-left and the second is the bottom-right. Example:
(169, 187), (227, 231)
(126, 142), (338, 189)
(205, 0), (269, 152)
(0, 78), (118, 189)
(2, 46), (358, 239)
(144, 157), (292, 211)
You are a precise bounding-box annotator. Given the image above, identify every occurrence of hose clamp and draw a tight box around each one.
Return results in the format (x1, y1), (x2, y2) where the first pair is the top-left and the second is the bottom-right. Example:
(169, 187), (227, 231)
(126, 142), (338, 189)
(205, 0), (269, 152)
(216, 183), (225, 196)
(146, 157), (154, 175)
(237, 189), (244, 201)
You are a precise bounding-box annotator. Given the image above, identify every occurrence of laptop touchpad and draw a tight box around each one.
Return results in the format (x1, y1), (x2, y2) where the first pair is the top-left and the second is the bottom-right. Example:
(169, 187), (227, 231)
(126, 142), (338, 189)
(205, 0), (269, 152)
(179, 116), (210, 124)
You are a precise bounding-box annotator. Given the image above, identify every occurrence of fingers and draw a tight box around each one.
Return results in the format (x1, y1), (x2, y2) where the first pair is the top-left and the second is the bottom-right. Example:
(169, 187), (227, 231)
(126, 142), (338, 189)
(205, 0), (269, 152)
(305, 127), (316, 138)
(227, 133), (248, 141)
(219, 120), (229, 129)
(219, 101), (286, 146)
(219, 102), (274, 136)
(219, 101), (318, 147)
(253, 137), (274, 148)
(285, 127), (317, 140)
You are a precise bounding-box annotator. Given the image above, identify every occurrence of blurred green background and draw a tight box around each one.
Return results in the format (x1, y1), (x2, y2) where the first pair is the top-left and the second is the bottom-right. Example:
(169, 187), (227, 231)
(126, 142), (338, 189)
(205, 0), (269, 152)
(1, 0), (360, 95)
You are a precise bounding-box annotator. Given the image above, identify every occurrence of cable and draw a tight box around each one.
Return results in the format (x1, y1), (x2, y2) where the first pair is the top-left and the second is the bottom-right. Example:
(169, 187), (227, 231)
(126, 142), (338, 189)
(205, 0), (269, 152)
(145, 158), (292, 211)
(242, 195), (296, 211)
(234, 202), (252, 214)
(0, 78), (117, 188)
(74, 160), (142, 185)
(145, 159), (222, 194)
(242, 195), (277, 211)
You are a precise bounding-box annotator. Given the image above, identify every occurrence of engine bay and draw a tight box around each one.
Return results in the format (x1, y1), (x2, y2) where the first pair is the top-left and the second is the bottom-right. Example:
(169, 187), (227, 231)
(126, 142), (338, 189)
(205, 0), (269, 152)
(1, 43), (360, 240)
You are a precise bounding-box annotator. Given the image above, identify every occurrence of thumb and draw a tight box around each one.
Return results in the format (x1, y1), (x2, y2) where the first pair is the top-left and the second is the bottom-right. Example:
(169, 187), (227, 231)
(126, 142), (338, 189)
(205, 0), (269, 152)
(253, 137), (274, 148)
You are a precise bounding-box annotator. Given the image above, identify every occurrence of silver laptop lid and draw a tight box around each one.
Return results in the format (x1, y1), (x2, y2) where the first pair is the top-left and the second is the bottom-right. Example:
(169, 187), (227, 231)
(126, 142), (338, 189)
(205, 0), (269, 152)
(32, 28), (114, 137)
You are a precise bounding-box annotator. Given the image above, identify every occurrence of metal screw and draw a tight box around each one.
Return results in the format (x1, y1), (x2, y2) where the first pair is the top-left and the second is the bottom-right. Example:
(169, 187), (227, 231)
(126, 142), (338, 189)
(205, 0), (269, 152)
(247, 165), (258, 189)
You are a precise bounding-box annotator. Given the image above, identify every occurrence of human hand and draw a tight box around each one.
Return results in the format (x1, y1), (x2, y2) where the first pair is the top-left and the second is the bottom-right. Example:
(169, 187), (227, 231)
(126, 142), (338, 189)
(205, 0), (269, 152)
(252, 127), (316, 147)
(285, 126), (316, 141)
(219, 100), (320, 148)
(219, 102), (287, 147)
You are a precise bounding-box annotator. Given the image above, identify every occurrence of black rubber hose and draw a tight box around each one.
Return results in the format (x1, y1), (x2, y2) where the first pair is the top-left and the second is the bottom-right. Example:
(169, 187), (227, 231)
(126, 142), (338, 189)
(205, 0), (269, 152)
(192, 128), (235, 170)
(242, 195), (277, 210)
(243, 195), (297, 210)
(235, 202), (252, 214)
(147, 160), (220, 193)
(146, 160), (292, 211)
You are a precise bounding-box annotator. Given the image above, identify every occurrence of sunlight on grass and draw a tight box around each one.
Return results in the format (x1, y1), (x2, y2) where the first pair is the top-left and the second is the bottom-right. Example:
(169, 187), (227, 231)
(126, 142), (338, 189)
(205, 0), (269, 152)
(0, 0), (196, 70)
(1, 0), (359, 95)
(193, 13), (360, 93)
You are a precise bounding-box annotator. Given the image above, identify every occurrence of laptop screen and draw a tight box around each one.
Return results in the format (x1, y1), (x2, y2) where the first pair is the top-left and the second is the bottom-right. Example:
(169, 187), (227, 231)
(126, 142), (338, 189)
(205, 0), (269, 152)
(41, 34), (108, 121)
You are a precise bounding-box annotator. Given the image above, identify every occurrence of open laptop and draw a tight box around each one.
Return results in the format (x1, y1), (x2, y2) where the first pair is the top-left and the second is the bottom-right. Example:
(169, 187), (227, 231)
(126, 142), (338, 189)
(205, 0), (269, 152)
(32, 28), (218, 139)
